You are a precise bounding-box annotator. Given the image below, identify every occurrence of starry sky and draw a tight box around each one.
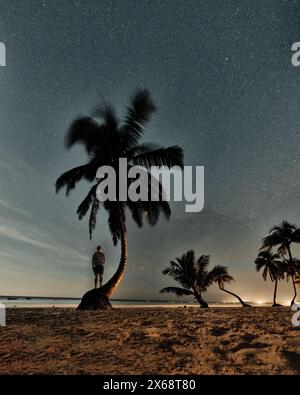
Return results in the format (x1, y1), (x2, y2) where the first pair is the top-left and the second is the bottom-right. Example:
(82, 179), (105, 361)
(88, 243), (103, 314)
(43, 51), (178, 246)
(1, 0), (300, 302)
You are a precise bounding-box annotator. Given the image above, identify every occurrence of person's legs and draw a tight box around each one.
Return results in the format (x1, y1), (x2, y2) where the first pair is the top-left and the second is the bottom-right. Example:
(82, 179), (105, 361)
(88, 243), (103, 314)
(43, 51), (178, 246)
(94, 273), (98, 288)
(99, 266), (104, 287)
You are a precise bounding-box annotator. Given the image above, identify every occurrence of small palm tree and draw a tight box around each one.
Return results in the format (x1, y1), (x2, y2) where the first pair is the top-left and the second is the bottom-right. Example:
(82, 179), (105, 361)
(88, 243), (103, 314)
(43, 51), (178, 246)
(160, 251), (243, 308)
(261, 221), (300, 305)
(213, 265), (251, 307)
(255, 250), (284, 306)
(159, 251), (210, 307)
(56, 89), (183, 309)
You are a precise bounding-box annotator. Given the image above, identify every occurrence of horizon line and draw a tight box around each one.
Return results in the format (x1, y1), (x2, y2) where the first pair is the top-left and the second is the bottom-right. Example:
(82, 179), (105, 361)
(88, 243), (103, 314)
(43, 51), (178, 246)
(0, 295), (269, 304)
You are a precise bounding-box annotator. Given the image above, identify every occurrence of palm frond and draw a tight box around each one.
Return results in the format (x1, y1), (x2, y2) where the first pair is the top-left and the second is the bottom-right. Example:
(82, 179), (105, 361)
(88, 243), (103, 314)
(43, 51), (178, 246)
(292, 228), (300, 243)
(131, 146), (184, 169)
(127, 203), (144, 227)
(162, 266), (185, 284)
(89, 197), (100, 240)
(195, 255), (210, 277)
(126, 168), (171, 227)
(261, 234), (284, 250)
(262, 221), (300, 253)
(120, 89), (156, 152)
(77, 184), (98, 219)
(169, 260), (183, 271)
(270, 221), (296, 233)
(161, 252), (194, 289)
(262, 265), (269, 281)
(55, 164), (95, 195)
(93, 103), (118, 132)
(206, 265), (231, 286)
(255, 250), (285, 282)
(162, 267), (173, 276)
(65, 117), (99, 153)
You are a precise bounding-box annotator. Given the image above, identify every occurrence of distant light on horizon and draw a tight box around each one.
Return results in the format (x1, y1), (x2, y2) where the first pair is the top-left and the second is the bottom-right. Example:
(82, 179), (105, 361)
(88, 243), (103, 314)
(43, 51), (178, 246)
(256, 300), (266, 305)
(283, 300), (291, 306)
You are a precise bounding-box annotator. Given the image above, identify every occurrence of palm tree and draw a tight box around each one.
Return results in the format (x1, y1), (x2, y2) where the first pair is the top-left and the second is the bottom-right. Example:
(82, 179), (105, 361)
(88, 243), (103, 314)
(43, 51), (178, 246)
(282, 258), (300, 304)
(213, 265), (251, 307)
(255, 250), (284, 306)
(160, 250), (231, 308)
(261, 221), (300, 305)
(55, 89), (184, 310)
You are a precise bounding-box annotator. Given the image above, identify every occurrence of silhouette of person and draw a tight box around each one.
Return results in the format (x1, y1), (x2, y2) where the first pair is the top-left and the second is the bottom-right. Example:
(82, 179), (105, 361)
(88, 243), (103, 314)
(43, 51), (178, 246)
(92, 246), (105, 288)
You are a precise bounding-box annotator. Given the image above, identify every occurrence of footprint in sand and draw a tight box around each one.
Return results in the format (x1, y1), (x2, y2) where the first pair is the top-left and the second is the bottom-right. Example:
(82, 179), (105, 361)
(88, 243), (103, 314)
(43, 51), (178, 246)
(125, 327), (162, 342)
(230, 342), (269, 353)
(210, 327), (229, 336)
(140, 320), (154, 326)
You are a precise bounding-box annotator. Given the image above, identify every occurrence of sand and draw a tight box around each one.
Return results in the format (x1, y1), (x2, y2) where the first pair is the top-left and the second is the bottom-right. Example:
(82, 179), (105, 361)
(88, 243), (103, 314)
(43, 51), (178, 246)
(0, 307), (299, 375)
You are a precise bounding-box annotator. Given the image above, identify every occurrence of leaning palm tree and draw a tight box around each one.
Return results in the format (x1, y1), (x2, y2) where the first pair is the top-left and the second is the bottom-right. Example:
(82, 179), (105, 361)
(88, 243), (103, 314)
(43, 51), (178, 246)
(255, 250), (285, 306)
(160, 251), (230, 308)
(261, 221), (300, 305)
(56, 89), (183, 310)
(282, 258), (300, 303)
(213, 265), (251, 307)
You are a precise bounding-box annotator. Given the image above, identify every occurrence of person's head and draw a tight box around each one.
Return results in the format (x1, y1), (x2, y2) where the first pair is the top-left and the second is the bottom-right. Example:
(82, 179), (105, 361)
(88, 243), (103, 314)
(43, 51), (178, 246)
(96, 245), (101, 251)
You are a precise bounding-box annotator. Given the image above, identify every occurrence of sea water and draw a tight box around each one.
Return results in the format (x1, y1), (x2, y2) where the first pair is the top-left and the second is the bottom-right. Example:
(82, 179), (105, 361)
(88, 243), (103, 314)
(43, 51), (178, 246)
(0, 297), (275, 308)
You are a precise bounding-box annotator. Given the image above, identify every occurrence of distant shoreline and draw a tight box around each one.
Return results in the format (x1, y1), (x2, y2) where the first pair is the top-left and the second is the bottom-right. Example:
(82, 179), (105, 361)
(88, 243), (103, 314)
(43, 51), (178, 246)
(1, 295), (292, 308)
(0, 295), (245, 304)
(0, 295), (250, 303)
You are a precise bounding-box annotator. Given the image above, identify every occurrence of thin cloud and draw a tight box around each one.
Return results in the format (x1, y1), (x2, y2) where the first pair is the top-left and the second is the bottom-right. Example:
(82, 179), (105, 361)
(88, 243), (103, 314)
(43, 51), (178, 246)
(0, 223), (88, 262)
(0, 199), (29, 217)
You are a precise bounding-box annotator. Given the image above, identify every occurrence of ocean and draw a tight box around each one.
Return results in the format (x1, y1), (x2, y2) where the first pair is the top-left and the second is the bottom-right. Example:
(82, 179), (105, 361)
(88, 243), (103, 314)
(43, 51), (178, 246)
(0, 297), (278, 308)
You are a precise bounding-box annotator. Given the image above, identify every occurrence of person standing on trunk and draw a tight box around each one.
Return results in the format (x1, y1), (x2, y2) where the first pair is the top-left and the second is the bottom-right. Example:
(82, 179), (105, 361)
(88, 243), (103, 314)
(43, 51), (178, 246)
(92, 246), (105, 288)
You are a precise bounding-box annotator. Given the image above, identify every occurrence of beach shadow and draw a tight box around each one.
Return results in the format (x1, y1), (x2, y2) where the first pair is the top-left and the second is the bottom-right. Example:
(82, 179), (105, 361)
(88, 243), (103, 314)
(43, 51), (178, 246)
(282, 350), (300, 373)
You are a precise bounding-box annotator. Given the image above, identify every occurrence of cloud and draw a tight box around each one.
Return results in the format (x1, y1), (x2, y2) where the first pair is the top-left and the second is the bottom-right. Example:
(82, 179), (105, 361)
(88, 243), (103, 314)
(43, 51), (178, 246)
(0, 199), (30, 217)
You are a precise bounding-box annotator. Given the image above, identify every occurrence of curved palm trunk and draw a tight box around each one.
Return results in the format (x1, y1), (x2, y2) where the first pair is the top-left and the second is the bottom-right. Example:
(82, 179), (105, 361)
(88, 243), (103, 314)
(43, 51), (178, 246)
(287, 245), (298, 306)
(77, 216), (128, 310)
(195, 292), (209, 308)
(219, 285), (251, 307)
(100, 220), (127, 298)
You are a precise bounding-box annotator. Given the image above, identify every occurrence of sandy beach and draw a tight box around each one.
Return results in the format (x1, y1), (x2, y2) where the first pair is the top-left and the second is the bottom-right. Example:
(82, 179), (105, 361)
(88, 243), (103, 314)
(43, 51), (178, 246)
(0, 307), (298, 375)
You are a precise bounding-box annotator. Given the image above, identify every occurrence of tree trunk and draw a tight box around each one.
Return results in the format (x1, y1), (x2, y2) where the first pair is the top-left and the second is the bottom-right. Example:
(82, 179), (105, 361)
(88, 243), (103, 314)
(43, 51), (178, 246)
(195, 293), (209, 308)
(272, 279), (281, 307)
(219, 286), (251, 307)
(77, 216), (128, 310)
(291, 274), (297, 306)
(287, 245), (297, 306)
